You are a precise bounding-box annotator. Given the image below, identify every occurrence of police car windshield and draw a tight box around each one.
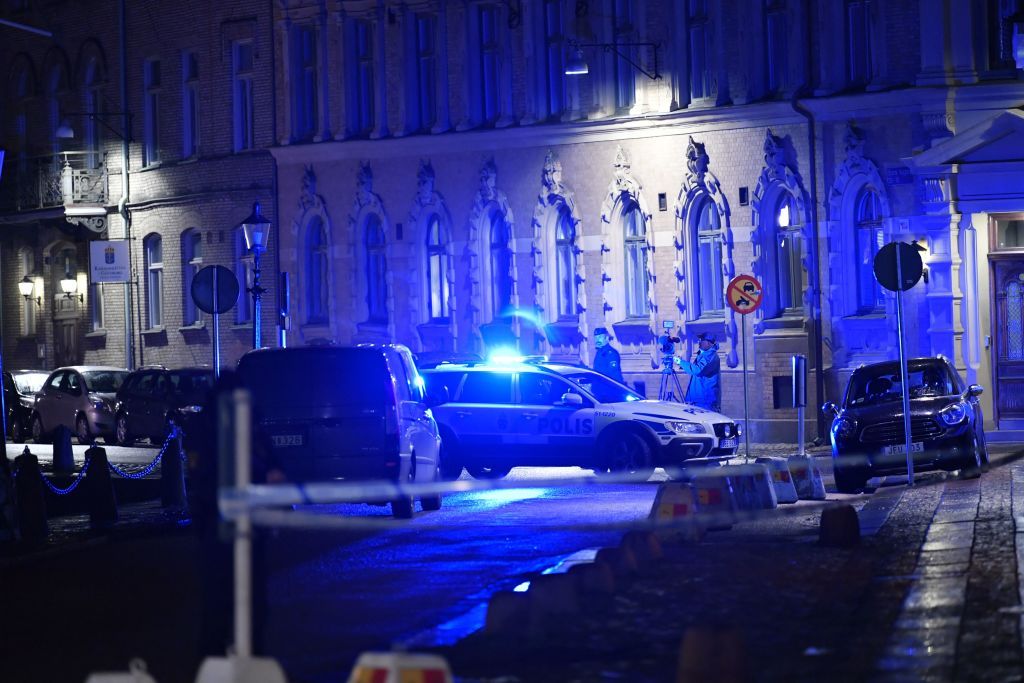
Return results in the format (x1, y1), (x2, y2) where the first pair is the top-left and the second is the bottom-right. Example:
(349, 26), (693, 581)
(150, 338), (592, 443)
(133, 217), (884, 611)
(559, 369), (642, 404)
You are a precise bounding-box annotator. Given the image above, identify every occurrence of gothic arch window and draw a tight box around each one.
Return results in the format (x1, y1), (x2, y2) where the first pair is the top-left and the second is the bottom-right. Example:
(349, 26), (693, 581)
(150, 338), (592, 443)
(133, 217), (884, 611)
(46, 64), (64, 155)
(773, 191), (805, 314)
(622, 198), (650, 318)
(365, 215), (388, 324)
(691, 195), (725, 317)
(82, 57), (102, 168)
(10, 61), (32, 160)
(425, 215), (450, 322)
(305, 216), (329, 324)
(554, 207), (577, 320)
(853, 188), (884, 313)
(489, 209), (513, 318)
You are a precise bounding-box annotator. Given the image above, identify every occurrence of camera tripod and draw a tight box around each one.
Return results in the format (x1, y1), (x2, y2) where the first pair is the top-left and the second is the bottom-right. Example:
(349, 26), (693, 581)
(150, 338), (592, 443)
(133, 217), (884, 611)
(658, 355), (685, 403)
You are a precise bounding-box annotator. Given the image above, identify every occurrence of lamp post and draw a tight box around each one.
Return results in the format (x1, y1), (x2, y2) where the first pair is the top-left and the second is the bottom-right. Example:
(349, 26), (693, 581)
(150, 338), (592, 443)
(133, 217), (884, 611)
(240, 202), (271, 349)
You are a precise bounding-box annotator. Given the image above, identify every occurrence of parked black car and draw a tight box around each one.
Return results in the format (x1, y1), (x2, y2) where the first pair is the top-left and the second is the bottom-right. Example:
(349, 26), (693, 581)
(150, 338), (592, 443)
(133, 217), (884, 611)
(114, 367), (215, 447)
(824, 356), (988, 493)
(3, 370), (49, 442)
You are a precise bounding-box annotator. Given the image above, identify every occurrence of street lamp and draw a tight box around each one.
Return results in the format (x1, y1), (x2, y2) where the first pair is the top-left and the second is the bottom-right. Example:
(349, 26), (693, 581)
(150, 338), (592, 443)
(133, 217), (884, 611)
(564, 40), (662, 80)
(18, 276), (41, 307)
(240, 201), (271, 349)
(60, 274), (84, 303)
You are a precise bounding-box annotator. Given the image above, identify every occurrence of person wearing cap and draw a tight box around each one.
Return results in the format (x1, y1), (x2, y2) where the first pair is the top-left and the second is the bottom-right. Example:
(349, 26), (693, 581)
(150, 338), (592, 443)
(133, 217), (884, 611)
(675, 332), (721, 411)
(592, 326), (624, 383)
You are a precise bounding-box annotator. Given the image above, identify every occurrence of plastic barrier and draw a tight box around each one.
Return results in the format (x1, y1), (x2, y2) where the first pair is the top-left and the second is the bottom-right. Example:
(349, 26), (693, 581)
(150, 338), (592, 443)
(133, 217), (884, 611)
(85, 659), (157, 683)
(194, 655), (288, 683)
(648, 482), (703, 542)
(345, 651), (454, 683)
(754, 457), (799, 504)
(789, 455), (827, 500)
(720, 463), (778, 511)
(690, 470), (737, 530)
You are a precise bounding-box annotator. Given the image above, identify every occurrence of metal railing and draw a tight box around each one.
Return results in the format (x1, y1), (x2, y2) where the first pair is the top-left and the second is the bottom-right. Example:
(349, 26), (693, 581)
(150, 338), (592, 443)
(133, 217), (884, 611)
(0, 151), (108, 213)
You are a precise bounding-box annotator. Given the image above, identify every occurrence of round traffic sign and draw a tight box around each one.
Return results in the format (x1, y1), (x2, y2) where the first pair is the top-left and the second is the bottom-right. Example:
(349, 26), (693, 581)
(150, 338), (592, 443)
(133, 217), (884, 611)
(191, 265), (240, 315)
(726, 274), (764, 315)
(873, 242), (923, 292)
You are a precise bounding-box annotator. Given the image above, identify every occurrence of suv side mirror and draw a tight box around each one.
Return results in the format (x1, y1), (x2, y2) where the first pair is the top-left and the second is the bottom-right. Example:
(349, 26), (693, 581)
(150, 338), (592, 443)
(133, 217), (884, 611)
(559, 392), (583, 407)
(822, 401), (838, 417)
(965, 384), (984, 398)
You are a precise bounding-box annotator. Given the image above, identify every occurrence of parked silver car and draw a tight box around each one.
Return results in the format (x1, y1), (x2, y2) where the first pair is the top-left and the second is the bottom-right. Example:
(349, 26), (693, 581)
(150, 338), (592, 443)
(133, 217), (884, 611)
(31, 366), (130, 444)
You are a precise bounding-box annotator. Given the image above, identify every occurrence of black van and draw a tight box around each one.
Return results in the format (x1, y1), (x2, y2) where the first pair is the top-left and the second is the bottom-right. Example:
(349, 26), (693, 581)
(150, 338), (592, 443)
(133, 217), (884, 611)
(236, 344), (442, 518)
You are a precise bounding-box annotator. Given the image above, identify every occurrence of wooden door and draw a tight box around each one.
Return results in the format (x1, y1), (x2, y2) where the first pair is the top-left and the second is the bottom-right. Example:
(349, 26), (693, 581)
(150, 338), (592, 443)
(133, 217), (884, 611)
(993, 259), (1024, 423)
(54, 321), (79, 367)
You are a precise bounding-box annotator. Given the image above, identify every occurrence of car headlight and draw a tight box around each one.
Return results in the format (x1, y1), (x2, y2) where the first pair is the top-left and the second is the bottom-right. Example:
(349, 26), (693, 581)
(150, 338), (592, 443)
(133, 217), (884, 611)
(833, 416), (857, 440)
(666, 420), (706, 435)
(939, 402), (968, 426)
(178, 405), (203, 414)
(91, 399), (108, 411)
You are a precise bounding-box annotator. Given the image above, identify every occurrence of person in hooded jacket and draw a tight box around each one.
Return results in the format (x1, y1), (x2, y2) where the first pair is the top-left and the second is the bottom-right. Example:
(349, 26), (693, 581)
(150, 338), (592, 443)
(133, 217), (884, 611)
(676, 332), (721, 412)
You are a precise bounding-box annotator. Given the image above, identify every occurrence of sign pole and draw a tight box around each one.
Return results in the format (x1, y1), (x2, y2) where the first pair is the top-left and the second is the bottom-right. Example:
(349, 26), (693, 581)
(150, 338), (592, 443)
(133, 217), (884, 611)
(212, 266), (221, 378)
(895, 248), (914, 486)
(741, 312), (750, 463)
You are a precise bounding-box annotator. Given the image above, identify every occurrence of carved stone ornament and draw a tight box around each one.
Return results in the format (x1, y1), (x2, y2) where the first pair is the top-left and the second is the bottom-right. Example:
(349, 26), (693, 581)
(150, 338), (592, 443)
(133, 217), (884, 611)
(65, 214), (106, 233)
(685, 136), (709, 186)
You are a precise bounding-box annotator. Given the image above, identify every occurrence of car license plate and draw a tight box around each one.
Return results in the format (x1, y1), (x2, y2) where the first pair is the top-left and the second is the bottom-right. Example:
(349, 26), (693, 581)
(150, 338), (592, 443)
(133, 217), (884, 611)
(882, 442), (924, 456)
(719, 437), (738, 449)
(271, 434), (303, 447)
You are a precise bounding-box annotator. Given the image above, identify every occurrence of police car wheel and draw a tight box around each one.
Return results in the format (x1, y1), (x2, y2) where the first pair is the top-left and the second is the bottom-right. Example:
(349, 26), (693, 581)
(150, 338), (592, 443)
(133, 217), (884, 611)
(466, 465), (512, 480)
(597, 432), (654, 483)
(422, 467), (443, 511)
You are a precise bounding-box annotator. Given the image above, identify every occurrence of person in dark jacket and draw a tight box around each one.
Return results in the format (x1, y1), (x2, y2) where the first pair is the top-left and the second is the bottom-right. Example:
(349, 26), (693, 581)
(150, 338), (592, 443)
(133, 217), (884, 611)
(676, 332), (722, 412)
(593, 326), (625, 384)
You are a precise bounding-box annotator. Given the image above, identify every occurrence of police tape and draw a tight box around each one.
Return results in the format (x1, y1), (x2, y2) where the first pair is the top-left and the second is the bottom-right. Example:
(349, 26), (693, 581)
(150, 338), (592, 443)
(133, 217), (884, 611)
(216, 465), (895, 533)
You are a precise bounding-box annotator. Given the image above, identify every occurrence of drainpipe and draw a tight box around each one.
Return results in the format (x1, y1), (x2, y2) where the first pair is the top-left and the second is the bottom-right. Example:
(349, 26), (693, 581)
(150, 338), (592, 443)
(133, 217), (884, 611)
(791, 0), (826, 443)
(270, 0), (283, 348)
(119, 0), (134, 369)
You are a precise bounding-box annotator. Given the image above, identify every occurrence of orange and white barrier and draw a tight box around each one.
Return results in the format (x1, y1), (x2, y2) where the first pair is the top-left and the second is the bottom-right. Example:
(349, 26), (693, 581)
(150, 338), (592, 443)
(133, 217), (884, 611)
(347, 652), (453, 683)
(755, 457), (799, 504)
(690, 471), (737, 530)
(648, 482), (703, 541)
(720, 463), (778, 511)
(788, 455), (827, 500)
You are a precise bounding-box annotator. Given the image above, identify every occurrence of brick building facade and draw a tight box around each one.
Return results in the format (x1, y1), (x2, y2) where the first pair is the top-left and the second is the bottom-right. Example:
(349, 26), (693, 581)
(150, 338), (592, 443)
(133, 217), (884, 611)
(0, 0), (278, 376)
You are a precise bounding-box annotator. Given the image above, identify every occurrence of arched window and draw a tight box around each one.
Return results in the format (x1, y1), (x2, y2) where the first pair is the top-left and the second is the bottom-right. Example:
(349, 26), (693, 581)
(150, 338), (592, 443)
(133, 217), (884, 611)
(489, 211), (513, 319)
(693, 196), (724, 317)
(12, 66), (30, 158)
(623, 199), (649, 318)
(555, 208), (577, 320)
(306, 217), (329, 324)
(365, 216), (388, 324)
(426, 215), (449, 322)
(235, 230), (253, 324)
(47, 66), (62, 156)
(854, 188), (884, 313)
(19, 248), (36, 336)
(181, 229), (202, 326)
(83, 58), (101, 168)
(143, 234), (163, 328)
(774, 193), (805, 314)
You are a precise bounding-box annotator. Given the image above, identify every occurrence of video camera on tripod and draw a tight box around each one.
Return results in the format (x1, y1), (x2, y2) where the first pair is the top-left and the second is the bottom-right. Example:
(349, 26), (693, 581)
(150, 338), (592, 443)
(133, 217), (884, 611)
(658, 320), (682, 366)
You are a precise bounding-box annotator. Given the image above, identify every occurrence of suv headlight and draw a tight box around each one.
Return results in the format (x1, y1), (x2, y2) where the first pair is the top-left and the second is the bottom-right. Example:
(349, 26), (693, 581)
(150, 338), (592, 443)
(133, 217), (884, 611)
(939, 402), (968, 426)
(666, 420), (706, 435)
(833, 416), (857, 440)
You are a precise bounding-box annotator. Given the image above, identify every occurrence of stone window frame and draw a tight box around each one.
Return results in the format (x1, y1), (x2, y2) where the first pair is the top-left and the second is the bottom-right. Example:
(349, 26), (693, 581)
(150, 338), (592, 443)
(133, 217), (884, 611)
(143, 233), (163, 329)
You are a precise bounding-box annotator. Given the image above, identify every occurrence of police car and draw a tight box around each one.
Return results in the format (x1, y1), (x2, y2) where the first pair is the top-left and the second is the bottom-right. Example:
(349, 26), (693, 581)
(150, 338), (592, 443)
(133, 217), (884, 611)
(421, 355), (739, 481)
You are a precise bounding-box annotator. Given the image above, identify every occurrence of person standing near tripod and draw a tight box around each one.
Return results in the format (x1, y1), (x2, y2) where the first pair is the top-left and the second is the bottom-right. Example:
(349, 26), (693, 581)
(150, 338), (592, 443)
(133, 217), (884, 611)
(676, 332), (721, 412)
(592, 327), (624, 383)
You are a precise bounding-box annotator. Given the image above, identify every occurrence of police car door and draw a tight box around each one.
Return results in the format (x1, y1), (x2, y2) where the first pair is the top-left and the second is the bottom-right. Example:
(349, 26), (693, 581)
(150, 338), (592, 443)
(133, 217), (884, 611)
(451, 370), (517, 455)
(515, 372), (595, 463)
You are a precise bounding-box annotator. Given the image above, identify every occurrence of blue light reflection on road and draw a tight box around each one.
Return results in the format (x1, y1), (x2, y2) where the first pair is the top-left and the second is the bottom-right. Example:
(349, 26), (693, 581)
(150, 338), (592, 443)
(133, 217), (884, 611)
(462, 487), (553, 508)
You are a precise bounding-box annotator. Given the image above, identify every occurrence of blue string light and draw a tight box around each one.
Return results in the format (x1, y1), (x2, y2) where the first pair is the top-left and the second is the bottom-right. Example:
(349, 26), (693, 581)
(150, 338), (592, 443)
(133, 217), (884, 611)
(40, 456), (92, 496)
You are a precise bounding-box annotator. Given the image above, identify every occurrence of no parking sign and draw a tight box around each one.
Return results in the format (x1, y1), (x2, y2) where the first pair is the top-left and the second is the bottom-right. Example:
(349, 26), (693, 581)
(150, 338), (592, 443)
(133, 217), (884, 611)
(726, 275), (763, 315)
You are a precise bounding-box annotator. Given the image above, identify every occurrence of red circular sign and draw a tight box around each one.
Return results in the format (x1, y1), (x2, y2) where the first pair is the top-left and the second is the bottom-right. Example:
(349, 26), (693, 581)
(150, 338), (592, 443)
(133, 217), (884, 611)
(726, 275), (764, 315)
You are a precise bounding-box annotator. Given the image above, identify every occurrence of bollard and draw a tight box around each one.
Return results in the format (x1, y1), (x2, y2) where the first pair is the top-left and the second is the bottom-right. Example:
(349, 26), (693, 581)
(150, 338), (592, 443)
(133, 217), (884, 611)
(160, 427), (187, 511)
(623, 530), (664, 565)
(484, 590), (530, 636)
(83, 445), (118, 530)
(14, 446), (47, 544)
(568, 561), (616, 596)
(0, 451), (19, 543)
(595, 545), (638, 579)
(676, 626), (746, 683)
(52, 425), (75, 475)
(819, 504), (860, 547)
(528, 573), (580, 637)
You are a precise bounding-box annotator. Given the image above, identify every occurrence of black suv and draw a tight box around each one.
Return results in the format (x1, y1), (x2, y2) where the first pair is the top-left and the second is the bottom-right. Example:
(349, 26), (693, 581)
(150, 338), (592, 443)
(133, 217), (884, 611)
(114, 367), (215, 446)
(824, 356), (987, 492)
(3, 370), (49, 442)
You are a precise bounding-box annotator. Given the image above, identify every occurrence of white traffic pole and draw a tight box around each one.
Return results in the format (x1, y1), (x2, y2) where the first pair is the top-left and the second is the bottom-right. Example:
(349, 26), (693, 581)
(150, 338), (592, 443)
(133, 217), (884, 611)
(895, 247), (914, 486)
(233, 389), (253, 658)
(741, 313), (750, 463)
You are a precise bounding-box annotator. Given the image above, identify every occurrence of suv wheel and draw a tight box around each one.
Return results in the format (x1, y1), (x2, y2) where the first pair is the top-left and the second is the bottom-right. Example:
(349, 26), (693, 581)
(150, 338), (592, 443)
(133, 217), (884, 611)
(466, 465), (512, 480)
(31, 414), (49, 444)
(75, 414), (92, 445)
(115, 413), (135, 447)
(959, 436), (983, 479)
(421, 466), (443, 512)
(833, 466), (867, 493)
(597, 431), (654, 483)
